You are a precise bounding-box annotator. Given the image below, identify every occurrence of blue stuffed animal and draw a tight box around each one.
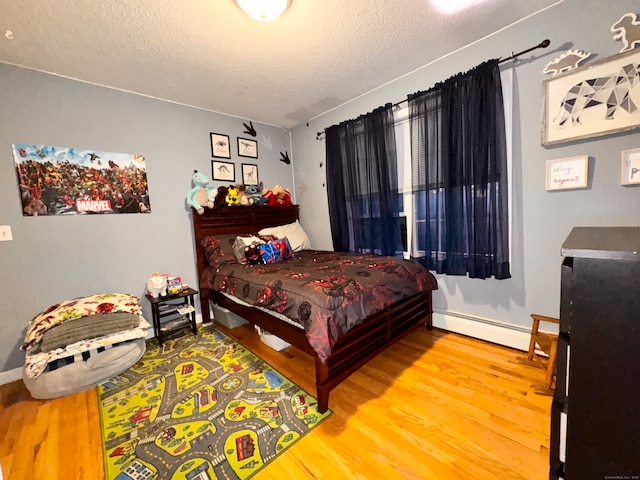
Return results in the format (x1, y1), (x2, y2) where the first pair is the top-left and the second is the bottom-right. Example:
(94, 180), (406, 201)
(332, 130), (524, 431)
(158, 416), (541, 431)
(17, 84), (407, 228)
(245, 181), (268, 206)
(187, 170), (217, 214)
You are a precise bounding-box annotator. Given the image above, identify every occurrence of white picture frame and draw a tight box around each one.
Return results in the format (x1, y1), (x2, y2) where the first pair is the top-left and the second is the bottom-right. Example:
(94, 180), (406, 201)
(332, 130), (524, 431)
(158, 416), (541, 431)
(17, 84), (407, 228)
(545, 155), (588, 191)
(621, 148), (640, 185)
(541, 48), (640, 146)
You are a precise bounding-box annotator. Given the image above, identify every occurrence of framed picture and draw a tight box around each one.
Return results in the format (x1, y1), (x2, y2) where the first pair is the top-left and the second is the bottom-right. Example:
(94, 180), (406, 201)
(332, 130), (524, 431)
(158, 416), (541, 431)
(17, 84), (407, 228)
(541, 48), (640, 146)
(545, 155), (588, 191)
(210, 133), (231, 158)
(237, 137), (258, 158)
(13, 143), (151, 216)
(241, 163), (259, 185)
(211, 160), (235, 182)
(621, 148), (640, 185)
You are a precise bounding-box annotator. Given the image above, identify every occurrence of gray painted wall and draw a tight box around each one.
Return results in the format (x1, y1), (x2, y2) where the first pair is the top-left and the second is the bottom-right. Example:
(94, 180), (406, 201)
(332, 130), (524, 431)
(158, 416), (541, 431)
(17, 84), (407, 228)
(0, 64), (293, 372)
(291, 0), (640, 330)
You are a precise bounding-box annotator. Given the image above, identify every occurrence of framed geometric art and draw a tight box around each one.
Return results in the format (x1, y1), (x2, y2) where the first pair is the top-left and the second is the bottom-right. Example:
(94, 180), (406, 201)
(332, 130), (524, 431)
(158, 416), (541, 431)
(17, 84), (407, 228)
(541, 48), (640, 146)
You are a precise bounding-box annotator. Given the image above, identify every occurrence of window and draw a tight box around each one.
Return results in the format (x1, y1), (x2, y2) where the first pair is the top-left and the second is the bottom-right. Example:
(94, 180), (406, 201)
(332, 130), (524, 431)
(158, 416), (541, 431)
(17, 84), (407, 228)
(394, 67), (513, 271)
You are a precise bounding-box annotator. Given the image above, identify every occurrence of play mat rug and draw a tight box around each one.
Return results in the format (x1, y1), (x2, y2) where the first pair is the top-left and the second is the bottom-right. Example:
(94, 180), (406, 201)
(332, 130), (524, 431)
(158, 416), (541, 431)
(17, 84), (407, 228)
(97, 326), (331, 480)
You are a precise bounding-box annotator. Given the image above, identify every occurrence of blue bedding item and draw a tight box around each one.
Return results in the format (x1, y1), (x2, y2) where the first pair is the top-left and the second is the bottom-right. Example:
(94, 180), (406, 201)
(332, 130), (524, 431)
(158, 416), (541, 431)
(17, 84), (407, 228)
(258, 237), (294, 264)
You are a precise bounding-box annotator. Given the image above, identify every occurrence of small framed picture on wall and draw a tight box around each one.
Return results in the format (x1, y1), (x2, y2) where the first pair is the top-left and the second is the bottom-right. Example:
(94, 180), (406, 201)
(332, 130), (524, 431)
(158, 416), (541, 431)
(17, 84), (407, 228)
(242, 163), (259, 185)
(210, 133), (231, 158)
(211, 160), (235, 182)
(237, 137), (258, 158)
(545, 155), (588, 191)
(621, 148), (640, 185)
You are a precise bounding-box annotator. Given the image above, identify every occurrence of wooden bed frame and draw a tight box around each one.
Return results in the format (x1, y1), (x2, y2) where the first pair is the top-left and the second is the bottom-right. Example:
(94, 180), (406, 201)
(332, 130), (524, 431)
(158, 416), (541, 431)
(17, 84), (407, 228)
(191, 205), (433, 413)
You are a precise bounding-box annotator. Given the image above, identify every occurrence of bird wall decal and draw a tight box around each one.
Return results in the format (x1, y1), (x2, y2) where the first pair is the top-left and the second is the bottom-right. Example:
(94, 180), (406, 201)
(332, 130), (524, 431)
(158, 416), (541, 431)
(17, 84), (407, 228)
(242, 121), (257, 137)
(279, 151), (291, 165)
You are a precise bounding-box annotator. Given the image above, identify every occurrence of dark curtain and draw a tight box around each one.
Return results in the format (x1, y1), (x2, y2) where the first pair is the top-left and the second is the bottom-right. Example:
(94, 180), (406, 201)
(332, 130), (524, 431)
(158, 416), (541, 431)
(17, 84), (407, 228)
(408, 59), (511, 279)
(325, 103), (402, 256)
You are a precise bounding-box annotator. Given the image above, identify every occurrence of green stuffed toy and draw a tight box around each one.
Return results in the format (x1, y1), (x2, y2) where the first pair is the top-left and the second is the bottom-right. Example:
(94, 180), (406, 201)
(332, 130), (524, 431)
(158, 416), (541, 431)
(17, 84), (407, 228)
(187, 170), (217, 214)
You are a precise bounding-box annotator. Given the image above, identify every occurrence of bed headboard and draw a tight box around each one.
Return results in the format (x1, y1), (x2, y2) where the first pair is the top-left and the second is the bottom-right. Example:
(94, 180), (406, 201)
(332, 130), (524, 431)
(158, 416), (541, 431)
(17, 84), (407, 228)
(191, 205), (300, 282)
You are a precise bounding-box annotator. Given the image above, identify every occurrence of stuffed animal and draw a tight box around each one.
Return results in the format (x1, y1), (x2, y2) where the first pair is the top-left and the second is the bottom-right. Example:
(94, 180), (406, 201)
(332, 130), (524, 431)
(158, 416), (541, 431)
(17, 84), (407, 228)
(186, 170), (217, 215)
(226, 185), (240, 206)
(244, 244), (264, 264)
(246, 182), (268, 206)
(235, 184), (254, 206)
(263, 185), (292, 206)
(214, 186), (228, 208)
(146, 273), (167, 298)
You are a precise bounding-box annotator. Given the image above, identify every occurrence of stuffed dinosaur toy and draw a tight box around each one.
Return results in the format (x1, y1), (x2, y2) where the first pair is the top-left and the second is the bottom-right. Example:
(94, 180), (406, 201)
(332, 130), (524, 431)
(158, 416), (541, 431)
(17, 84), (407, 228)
(187, 170), (217, 215)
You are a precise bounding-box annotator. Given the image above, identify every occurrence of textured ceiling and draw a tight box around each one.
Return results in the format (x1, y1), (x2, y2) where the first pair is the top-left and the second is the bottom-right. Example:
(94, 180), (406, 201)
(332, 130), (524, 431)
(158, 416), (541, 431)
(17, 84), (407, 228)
(0, 0), (561, 129)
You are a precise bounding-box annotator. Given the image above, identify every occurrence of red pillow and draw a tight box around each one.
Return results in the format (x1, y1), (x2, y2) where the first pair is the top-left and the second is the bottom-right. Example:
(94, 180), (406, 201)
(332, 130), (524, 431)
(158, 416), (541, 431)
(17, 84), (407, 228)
(200, 234), (237, 267)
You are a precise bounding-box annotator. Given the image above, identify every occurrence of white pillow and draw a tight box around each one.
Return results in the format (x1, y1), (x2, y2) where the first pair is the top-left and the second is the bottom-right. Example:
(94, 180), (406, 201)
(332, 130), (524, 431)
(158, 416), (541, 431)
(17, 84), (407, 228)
(259, 220), (311, 252)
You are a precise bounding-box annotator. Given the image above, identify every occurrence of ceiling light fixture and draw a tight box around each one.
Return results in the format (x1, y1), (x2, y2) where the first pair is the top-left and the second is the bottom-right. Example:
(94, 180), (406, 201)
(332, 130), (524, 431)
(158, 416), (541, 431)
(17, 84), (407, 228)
(236, 0), (291, 22)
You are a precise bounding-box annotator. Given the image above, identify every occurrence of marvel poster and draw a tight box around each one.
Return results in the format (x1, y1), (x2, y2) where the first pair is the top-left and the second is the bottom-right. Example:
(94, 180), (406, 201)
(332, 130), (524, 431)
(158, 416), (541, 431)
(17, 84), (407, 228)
(13, 143), (151, 216)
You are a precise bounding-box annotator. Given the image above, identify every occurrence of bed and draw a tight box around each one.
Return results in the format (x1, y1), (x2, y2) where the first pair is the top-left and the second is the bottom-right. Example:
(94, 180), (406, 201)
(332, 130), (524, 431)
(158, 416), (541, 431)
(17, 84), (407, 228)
(191, 205), (437, 413)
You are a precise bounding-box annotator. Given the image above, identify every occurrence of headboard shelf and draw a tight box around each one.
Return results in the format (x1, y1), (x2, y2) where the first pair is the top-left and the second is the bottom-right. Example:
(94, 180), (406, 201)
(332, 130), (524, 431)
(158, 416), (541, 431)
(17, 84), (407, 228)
(191, 205), (300, 235)
(191, 205), (301, 317)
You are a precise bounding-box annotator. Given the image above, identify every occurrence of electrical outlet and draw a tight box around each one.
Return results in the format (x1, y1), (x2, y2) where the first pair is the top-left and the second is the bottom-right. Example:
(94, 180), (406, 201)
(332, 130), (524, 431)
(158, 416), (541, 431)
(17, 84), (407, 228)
(0, 225), (13, 241)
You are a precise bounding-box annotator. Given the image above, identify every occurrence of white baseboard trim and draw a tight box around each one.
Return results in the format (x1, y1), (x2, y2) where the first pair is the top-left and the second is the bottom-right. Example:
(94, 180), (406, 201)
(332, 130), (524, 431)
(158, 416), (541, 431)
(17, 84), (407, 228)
(433, 309), (545, 352)
(0, 367), (23, 386)
(1, 311), (542, 386)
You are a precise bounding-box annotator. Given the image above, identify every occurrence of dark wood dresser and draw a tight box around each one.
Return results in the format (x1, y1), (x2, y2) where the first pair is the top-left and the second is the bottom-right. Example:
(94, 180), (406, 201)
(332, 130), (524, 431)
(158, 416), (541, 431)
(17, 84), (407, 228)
(550, 227), (640, 479)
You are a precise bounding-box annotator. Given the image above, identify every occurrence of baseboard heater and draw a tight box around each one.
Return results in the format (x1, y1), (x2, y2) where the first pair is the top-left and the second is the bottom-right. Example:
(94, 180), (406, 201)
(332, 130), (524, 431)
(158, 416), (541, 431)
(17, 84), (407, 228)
(432, 308), (537, 352)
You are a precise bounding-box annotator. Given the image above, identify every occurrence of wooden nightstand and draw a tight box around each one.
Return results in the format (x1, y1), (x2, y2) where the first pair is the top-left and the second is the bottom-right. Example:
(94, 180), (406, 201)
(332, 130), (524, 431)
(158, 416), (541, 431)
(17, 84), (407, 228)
(145, 288), (198, 346)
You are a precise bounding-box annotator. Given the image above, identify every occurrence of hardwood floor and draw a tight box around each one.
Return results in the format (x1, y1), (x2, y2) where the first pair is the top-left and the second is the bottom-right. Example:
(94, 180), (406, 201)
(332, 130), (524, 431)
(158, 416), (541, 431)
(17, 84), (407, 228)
(0, 326), (552, 479)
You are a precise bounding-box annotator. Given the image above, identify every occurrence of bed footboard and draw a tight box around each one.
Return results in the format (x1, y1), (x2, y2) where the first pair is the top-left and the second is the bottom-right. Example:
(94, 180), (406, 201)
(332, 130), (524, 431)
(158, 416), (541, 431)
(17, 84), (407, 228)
(203, 288), (432, 413)
(315, 291), (432, 412)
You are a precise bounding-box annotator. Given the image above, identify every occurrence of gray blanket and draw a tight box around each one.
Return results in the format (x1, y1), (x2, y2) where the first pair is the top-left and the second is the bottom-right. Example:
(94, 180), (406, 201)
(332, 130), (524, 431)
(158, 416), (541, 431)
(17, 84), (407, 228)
(40, 312), (142, 352)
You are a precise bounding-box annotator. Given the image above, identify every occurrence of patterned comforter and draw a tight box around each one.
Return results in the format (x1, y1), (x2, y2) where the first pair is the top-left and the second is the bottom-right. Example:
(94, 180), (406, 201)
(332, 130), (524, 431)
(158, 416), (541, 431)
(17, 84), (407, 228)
(200, 250), (437, 362)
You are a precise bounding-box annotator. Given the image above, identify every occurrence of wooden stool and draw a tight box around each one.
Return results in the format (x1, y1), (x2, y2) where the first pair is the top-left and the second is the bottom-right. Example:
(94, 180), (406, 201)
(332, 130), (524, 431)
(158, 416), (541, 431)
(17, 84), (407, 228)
(528, 314), (560, 389)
